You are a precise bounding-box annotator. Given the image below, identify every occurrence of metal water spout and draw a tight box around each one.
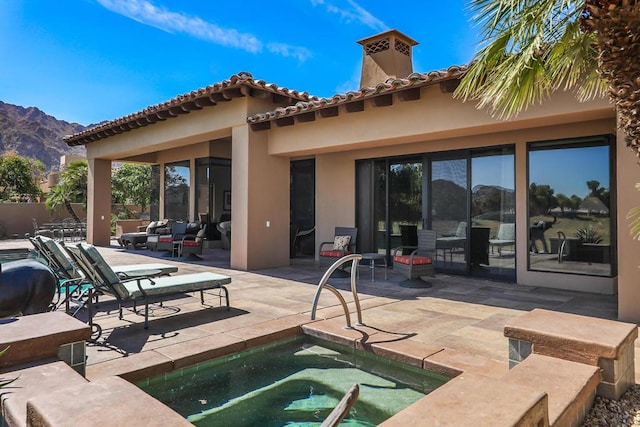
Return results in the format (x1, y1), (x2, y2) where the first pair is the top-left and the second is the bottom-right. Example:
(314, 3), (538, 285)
(310, 254), (363, 328)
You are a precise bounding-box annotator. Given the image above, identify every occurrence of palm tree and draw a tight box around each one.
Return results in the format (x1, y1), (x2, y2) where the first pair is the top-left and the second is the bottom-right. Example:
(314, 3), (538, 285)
(455, 0), (640, 156)
(46, 160), (88, 222)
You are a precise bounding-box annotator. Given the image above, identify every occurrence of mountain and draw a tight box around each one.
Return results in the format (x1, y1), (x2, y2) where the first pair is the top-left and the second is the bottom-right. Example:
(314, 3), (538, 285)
(0, 101), (88, 172)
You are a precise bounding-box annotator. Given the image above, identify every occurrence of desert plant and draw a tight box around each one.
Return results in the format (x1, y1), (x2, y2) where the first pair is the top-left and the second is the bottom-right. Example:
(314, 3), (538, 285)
(575, 226), (604, 244)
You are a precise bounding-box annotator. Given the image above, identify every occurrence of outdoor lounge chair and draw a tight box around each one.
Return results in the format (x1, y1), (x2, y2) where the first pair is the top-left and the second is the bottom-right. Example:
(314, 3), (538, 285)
(67, 243), (231, 330)
(318, 227), (358, 268)
(393, 229), (436, 287)
(489, 223), (516, 256)
(30, 235), (179, 315)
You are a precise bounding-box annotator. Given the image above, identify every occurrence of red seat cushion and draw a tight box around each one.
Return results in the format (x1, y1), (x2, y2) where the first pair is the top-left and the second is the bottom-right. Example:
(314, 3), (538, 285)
(393, 255), (433, 265)
(320, 250), (353, 258)
(158, 236), (173, 243)
(182, 240), (200, 247)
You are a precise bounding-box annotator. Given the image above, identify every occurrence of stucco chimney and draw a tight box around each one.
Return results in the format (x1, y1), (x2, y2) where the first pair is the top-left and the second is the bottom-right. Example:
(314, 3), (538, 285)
(357, 29), (418, 89)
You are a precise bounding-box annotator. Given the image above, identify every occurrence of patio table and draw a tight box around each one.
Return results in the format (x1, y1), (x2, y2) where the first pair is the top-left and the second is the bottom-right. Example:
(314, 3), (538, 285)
(359, 253), (387, 282)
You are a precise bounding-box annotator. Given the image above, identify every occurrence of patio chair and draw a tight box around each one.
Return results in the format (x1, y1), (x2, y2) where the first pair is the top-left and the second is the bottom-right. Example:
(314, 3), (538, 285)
(61, 218), (83, 242)
(318, 227), (358, 268)
(489, 223), (516, 256)
(399, 224), (418, 255)
(68, 243), (231, 330)
(217, 221), (231, 250)
(157, 221), (188, 255)
(436, 222), (466, 266)
(180, 226), (207, 260)
(393, 229), (436, 287)
(294, 226), (315, 257)
(32, 218), (57, 240)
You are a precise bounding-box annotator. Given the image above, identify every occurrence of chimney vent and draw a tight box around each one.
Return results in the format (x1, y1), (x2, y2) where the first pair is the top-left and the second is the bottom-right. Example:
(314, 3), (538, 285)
(357, 29), (418, 89)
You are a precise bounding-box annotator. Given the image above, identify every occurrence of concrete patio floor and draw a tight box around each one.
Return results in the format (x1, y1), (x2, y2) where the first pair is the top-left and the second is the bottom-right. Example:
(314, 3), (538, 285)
(1, 238), (636, 384)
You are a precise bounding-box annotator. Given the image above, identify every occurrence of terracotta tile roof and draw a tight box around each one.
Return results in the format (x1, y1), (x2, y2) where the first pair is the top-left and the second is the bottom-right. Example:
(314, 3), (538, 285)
(64, 65), (468, 145)
(246, 65), (468, 129)
(63, 72), (316, 146)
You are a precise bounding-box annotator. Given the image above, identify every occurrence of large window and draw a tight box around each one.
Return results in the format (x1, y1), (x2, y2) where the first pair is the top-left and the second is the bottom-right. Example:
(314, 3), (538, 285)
(195, 157), (231, 222)
(150, 164), (160, 220)
(527, 136), (615, 277)
(164, 160), (190, 221)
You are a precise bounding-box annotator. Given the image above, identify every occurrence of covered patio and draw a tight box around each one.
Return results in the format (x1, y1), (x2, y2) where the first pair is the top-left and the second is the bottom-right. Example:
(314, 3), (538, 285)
(0, 238), (622, 371)
(1, 237), (638, 425)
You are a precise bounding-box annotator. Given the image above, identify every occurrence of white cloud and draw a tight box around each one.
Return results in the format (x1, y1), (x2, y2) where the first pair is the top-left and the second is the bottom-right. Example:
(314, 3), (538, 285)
(95, 0), (311, 61)
(267, 43), (313, 63)
(309, 0), (387, 32)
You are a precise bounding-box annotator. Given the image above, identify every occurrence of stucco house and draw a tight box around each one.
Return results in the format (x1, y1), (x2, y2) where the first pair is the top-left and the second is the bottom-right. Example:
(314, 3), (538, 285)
(64, 30), (640, 322)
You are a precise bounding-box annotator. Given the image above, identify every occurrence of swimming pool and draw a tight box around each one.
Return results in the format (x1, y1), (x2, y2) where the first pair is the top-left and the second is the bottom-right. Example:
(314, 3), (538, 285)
(0, 248), (32, 263)
(139, 335), (448, 426)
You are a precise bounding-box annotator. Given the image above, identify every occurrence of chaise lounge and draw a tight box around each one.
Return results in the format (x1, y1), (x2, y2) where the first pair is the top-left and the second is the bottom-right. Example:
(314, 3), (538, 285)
(66, 243), (231, 331)
(30, 235), (179, 315)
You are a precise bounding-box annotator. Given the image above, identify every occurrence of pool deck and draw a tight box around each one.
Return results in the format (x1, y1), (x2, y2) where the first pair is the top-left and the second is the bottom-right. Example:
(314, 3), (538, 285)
(1, 238), (638, 387)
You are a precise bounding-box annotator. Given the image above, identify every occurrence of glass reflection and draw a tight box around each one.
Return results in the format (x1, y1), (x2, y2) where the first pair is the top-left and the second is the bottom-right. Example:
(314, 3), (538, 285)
(164, 160), (190, 221)
(528, 142), (612, 276)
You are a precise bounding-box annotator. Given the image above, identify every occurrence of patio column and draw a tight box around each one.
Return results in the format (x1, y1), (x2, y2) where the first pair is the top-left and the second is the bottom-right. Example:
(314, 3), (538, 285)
(231, 124), (290, 270)
(616, 125), (640, 323)
(86, 158), (112, 246)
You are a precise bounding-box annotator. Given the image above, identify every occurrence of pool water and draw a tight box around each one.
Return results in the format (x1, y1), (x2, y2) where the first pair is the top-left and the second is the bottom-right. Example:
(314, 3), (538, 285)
(139, 335), (448, 426)
(0, 249), (32, 264)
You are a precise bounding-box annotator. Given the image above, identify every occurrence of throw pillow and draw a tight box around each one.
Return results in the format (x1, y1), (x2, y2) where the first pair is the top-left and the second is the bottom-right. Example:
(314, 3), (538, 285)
(145, 221), (158, 234)
(332, 235), (351, 250)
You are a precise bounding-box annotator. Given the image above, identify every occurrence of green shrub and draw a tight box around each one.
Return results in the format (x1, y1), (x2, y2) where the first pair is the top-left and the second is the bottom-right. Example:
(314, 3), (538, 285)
(574, 226), (603, 244)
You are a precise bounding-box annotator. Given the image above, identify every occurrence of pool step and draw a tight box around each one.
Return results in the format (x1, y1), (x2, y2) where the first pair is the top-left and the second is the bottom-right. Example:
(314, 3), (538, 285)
(503, 354), (601, 427)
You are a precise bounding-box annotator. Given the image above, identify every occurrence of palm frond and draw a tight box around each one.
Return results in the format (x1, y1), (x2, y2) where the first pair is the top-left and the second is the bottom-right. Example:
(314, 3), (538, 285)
(455, 0), (597, 118)
(628, 184), (640, 241)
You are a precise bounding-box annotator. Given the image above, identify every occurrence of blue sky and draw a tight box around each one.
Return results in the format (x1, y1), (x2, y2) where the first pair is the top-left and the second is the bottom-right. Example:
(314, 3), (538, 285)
(1, 0), (478, 126)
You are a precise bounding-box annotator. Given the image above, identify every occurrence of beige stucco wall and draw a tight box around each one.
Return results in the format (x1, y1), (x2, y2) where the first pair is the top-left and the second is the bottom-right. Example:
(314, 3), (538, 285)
(315, 153), (357, 260)
(83, 102), (246, 161)
(231, 125), (290, 270)
(87, 158), (112, 246)
(0, 203), (84, 237)
(616, 126), (640, 322)
(266, 86), (613, 157)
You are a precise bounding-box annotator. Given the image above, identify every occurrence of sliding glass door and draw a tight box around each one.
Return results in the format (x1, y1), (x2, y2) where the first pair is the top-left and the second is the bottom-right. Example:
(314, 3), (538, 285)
(470, 149), (516, 280)
(430, 156), (468, 273)
(356, 158), (423, 262)
(357, 146), (515, 280)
